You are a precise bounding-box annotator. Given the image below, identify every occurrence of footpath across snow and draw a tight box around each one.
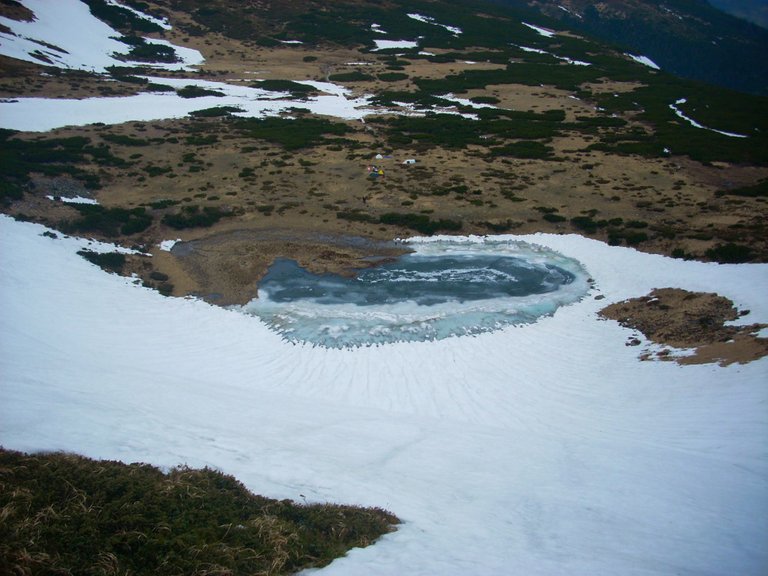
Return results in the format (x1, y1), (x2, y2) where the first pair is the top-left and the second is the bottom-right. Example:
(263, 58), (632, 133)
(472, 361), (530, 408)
(1, 215), (767, 575)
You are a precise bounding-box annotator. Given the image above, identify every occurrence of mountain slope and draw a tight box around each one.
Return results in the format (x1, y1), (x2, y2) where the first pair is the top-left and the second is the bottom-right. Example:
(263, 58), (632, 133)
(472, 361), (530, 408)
(0, 0), (767, 304)
(488, 0), (768, 94)
(709, 0), (768, 29)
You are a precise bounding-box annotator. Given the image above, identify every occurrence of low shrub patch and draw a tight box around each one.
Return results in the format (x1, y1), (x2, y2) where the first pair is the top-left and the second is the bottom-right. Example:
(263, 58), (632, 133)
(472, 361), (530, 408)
(162, 205), (231, 229)
(328, 71), (375, 82)
(0, 448), (398, 576)
(705, 242), (754, 263)
(64, 205), (152, 237)
(76, 249), (126, 273)
(379, 212), (462, 235)
(177, 85), (225, 99)
(378, 72), (409, 82)
(714, 179), (768, 198)
(189, 106), (243, 118)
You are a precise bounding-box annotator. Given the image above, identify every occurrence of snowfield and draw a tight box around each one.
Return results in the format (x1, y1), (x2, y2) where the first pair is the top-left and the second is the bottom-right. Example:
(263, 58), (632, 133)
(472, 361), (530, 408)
(1, 1), (767, 574)
(1, 215), (767, 576)
(0, 0), (202, 72)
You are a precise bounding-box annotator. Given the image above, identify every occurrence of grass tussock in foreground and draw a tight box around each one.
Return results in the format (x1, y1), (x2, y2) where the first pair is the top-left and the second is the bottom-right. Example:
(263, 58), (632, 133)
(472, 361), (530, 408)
(0, 448), (399, 576)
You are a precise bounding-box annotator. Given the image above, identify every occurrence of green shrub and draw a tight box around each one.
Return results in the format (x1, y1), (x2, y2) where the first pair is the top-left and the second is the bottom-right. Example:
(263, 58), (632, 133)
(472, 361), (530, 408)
(102, 133), (150, 146)
(64, 205), (152, 237)
(379, 212), (462, 235)
(0, 448), (398, 576)
(570, 215), (600, 232)
(162, 205), (230, 229)
(378, 72), (409, 82)
(336, 210), (378, 223)
(0, 180), (24, 205)
(705, 242), (753, 263)
(470, 96), (500, 104)
(77, 250), (127, 273)
(232, 117), (350, 150)
(714, 179), (768, 198)
(177, 85), (225, 98)
(189, 106), (243, 117)
(81, 0), (163, 33)
(119, 36), (178, 63)
(254, 79), (315, 95)
(328, 71), (375, 82)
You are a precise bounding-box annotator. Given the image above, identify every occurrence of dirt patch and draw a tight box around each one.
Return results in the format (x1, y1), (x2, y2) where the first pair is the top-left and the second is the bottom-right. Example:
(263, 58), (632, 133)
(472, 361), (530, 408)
(599, 288), (768, 366)
(166, 228), (410, 305)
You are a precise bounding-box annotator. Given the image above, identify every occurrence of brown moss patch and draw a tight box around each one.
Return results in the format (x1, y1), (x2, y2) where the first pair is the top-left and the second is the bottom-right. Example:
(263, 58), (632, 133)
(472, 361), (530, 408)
(599, 288), (768, 366)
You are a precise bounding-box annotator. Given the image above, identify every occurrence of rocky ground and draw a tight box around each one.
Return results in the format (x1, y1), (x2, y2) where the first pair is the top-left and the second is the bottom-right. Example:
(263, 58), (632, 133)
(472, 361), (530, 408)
(599, 288), (768, 366)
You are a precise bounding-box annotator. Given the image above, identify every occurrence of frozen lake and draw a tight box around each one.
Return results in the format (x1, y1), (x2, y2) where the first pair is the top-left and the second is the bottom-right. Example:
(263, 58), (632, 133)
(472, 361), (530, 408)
(240, 239), (591, 347)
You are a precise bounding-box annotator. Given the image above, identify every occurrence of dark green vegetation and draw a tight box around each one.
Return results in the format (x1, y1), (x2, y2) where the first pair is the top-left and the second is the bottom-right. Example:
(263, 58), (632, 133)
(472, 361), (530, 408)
(489, 0), (768, 95)
(253, 79), (316, 96)
(716, 179), (768, 198)
(0, 129), (125, 199)
(117, 35), (178, 63)
(82, 0), (164, 33)
(162, 205), (231, 229)
(1, 0), (767, 267)
(176, 85), (225, 98)
(231, 117), (352, 150)
(0, 448), (398, 576)
(64, 204), (152, 237)
(338, 210), (462, 234)
(77, 249), (127, 273)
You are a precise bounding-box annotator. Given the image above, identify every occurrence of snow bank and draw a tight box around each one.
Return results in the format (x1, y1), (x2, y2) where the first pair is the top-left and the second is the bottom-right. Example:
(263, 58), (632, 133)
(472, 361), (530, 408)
(627, 53), (661, 70)
(0, 0), (201, 72)
(0, 76), (375, 131)
(1, 214), (766, 576)
(522, 22), (556, 38)
(372, 39), (419, 51)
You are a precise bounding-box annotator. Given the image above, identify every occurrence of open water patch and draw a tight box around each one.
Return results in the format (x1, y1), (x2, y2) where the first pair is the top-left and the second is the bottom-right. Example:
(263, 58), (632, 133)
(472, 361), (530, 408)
(239, 238), (591, 347)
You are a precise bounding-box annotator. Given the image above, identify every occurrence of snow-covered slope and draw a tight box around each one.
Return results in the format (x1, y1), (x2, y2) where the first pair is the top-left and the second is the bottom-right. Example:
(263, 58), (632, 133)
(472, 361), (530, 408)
(1, 215), (766, 575)
(0, 0), (201, 71)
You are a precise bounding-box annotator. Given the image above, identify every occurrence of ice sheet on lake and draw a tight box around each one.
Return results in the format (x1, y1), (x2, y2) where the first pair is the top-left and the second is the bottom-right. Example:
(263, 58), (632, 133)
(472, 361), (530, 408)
(240, 239), (591, 347)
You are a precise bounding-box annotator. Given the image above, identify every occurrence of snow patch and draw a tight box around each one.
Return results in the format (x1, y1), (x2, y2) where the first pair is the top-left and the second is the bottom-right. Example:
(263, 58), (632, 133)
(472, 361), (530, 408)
(105, 0), (171, 30)
(158, 239), (180, 252)
(46, 195), (99, 205)
(371, 39), (419, 51)
(522, 22), (556, 38)
(407, 13), (463, 35)
(627, 54), (661, 70)
(0, 0), (201, 72)
(2, 215), (767, 575)
(670, 98), (748, 138)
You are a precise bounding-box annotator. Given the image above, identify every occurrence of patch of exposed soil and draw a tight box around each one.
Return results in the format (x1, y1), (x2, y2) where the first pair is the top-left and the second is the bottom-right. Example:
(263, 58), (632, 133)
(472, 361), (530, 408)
(166, 228), (410, 305)
(599, 288), (768, 366)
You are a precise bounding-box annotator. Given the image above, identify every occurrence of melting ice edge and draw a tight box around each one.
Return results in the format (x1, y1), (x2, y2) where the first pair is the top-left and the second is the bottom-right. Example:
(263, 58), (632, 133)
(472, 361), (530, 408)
(238, 238), (592, 348)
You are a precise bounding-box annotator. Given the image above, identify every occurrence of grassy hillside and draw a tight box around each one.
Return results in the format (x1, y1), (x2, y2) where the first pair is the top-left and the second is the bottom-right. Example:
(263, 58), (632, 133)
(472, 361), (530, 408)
(0, 448), (398, 576)
(0, 0), (766, 303)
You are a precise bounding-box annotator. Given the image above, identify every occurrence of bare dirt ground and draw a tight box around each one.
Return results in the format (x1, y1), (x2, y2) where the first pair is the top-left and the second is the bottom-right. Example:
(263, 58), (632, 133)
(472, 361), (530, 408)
(599, 288), (768, 366)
